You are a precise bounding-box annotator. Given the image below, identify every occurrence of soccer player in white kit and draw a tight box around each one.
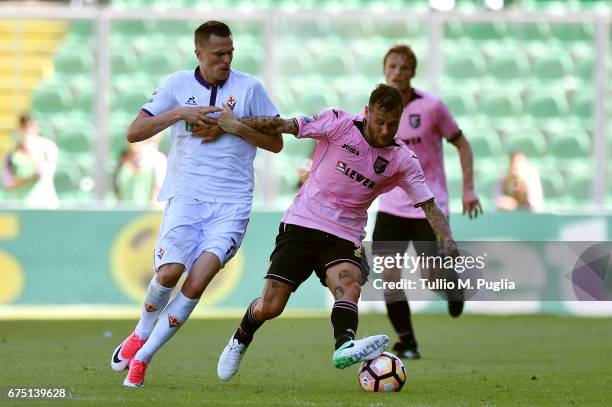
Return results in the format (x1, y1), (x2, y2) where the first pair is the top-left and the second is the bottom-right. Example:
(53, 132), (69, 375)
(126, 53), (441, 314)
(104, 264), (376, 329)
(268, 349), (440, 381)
(214, 84), (459, 380)
(110, 21), (281, 387)
(373, 45), (482, 359)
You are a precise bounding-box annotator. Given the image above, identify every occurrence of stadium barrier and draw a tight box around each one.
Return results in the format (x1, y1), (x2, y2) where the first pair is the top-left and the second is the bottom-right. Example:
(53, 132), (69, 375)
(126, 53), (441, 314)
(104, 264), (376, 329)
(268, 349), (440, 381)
(1, 210), (612, 319)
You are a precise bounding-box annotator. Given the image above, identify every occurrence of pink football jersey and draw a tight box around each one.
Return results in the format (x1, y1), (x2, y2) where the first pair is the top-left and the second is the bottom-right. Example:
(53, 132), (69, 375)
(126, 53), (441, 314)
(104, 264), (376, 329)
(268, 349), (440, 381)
(282, 108), (434, 244)
(377, 89), (460, 219)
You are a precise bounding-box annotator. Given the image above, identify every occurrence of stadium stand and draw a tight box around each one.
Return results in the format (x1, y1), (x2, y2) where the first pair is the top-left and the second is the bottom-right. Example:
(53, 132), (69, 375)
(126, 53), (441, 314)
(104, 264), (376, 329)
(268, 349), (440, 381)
(14, 0), (609, 208)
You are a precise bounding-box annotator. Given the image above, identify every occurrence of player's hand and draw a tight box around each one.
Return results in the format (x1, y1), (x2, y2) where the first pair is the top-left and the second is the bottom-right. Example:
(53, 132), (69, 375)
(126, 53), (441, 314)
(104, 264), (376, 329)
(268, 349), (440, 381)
(218, 103), (242, 134)
(462, 189), (483, 219)
(191, 123), (225, 143)
(179, 106), (222, 127)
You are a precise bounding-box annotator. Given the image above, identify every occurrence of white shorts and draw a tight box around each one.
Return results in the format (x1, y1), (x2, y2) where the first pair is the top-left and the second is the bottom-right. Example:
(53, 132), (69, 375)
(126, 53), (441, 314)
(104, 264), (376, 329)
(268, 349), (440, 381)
(154, 196), (251, 272)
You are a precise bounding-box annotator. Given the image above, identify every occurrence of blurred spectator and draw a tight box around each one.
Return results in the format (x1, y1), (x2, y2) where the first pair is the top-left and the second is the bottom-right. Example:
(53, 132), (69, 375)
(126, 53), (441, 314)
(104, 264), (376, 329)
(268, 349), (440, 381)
(2, 114), (59, 208)
(114, 134), (167, 208)
(496, 151), (543, 212)
(296, 158), (312, 189)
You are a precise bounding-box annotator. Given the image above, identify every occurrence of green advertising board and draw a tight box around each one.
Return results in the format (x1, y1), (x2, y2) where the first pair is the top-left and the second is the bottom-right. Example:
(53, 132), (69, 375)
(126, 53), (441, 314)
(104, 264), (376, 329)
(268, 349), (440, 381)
(1, 210), (611, 317)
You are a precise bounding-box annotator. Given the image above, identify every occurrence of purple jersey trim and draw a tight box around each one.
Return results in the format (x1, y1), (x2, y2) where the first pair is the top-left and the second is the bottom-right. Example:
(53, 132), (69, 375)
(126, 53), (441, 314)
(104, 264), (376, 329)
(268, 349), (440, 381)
(140, 108), (154, 117)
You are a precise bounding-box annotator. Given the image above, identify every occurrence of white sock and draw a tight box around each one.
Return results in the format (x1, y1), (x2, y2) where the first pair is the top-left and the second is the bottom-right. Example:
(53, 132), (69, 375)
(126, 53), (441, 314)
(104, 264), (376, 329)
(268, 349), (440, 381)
(134, 275), (174, 340)
(135, 291), (199, 363)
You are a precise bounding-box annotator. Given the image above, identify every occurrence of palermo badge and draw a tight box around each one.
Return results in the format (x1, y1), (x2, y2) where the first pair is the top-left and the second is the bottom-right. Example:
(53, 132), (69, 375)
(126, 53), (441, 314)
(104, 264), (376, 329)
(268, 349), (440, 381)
(373, 156), (389, 175)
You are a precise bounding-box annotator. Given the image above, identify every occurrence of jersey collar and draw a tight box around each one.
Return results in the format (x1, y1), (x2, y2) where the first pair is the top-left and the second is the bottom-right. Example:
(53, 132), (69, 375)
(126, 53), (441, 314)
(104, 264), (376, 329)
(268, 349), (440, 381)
(353, 119), (400, 149)
(194, 66), (229, 89)
(405, 88), (422, 106)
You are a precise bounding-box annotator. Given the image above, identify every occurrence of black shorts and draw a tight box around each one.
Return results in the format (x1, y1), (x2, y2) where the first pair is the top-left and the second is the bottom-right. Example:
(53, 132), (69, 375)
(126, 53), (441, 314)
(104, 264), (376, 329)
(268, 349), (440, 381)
(372, 211), (438, 256)
(265, 223), (369, 292)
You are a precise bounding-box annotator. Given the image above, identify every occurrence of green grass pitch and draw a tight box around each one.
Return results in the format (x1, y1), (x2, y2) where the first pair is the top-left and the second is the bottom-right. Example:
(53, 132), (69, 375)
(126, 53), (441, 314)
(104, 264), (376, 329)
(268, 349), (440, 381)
(2, 314), (611, 406)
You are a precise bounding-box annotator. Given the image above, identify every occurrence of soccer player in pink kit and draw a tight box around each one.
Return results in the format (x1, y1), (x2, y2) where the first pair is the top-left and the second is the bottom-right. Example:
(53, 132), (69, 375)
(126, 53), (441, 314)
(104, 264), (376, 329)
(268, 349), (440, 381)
(373, 45), (482, 360)
(214, 84), (459, 380)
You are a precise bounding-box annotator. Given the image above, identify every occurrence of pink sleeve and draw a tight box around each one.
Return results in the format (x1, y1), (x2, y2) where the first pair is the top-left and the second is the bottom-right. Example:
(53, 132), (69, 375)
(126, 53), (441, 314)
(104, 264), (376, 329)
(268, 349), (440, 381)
(295, 109), (343, 141)
(435, 100), (460, 140)
(396, 154), (435, 208)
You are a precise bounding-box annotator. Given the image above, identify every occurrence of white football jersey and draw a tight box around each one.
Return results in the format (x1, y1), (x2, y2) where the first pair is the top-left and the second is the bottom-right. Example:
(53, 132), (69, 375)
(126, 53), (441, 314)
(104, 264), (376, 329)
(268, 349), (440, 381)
(141, 67), (278, 203)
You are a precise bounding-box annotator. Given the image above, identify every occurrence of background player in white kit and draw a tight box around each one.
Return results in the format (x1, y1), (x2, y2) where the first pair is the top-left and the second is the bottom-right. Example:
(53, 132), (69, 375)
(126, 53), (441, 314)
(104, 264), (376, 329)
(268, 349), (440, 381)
(109, 21), (282, 387)
(373, 45), (482, 360)
(213, 84), (460, 380)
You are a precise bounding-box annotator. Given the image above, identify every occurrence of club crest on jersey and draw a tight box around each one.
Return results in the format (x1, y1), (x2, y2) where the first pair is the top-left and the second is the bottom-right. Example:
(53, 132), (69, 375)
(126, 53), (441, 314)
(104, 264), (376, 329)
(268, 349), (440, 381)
(409, 114), (421, 128)
(157, 247), (165, 260)
(226, 95), (237, 110)
(303, 114), (319, 123)
(336, 161), (347, 173)
(145, 303), (157, 313)
(168, 314), (181, 328)
(185, 96), (197, 105)
(373, 156), (390, 175)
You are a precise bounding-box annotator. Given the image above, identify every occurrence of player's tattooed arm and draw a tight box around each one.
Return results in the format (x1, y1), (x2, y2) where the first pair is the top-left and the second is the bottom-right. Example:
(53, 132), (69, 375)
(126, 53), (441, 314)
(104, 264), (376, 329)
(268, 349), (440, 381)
(217, 105), (283, 153)
(421, 200), (459, 257)
(239, 116), (299, 136)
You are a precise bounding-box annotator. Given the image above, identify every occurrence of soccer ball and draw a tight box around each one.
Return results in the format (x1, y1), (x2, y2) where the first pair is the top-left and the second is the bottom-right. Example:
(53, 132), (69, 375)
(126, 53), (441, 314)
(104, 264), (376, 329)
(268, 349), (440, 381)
(358, 352), (406, 392)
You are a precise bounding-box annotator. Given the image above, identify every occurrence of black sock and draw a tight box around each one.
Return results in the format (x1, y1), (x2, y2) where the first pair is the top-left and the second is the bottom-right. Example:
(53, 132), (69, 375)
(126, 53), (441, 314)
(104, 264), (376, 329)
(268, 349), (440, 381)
(331, 301), (358, 350)
(385, 297), (417, 347)
(234, 298), (264, 346)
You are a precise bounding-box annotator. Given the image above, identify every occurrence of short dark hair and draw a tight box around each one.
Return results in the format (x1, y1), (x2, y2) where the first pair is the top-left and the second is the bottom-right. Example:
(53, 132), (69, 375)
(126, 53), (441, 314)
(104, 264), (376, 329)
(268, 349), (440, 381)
(383, 44), (417, 72)
(19, 113), (33, 128)
(368, 84), (403, 113)
(195, 20), (232, 48)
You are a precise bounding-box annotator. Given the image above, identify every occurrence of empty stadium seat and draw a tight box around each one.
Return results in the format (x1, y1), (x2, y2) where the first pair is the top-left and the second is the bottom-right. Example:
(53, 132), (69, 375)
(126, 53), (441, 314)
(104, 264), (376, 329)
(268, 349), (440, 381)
(444, 51), (486, 80)
(464, 126), (502, 157)
(462, 22), (507, 41)
(138, 50), (182, 77)
(314, 50), (354, 77)
(548, 127), (591, 158)
(73, 83), (94, 115)
(507, 22), (551, 43)
(476, 172), (501, 202)
(564, 171), (593, 203)
(111, 48), (138, 75)
(549, 22), (593, 43)
(55, 128), (92, 155)
(232, 49), (263, 74)
(569, 91), (593, 122)
(478, 92), (522, 119)
(277, 49), (313, 77)
(112, 20), (155, 36)
(54, 162), (82, 195)
(530, 53), (573, 83)
(524, 92), (569, 122)
(53, 48), (93, 76)
(112, 88), (151, 115)
(574, 56), (594, 82)
(443, 92), (477, 118)
(338, 87), (368, 115)
(539, 171), (565, 199)
(31, 85), (74, 115)
(486, 53), (528, 82)
(503, 128), (547, 157)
